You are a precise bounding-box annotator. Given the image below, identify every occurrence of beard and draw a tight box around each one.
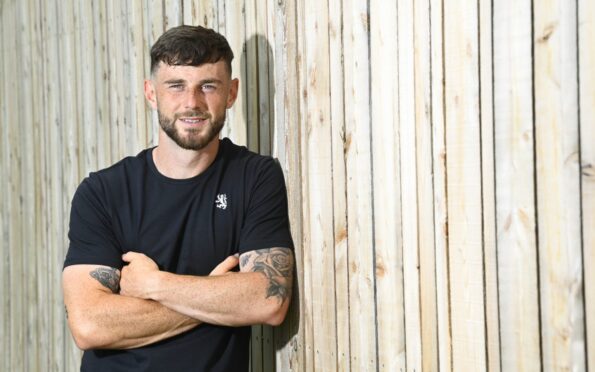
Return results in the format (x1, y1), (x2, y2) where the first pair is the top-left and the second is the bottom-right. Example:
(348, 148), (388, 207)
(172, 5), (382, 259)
(157, 108), (225, 151)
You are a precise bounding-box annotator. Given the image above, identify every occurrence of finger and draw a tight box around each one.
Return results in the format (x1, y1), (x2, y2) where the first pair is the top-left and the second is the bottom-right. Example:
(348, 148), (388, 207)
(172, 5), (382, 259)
(122, 251), (143, 262)
(210, 255), (239, 276)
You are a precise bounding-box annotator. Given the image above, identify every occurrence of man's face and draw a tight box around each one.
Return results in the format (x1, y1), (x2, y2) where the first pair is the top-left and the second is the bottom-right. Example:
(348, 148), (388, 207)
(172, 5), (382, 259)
(145, 60), (238, 151)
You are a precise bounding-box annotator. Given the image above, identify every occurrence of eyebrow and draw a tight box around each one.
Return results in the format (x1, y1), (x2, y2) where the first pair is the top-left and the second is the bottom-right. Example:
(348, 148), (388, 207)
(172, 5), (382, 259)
(163, 79), (186, 85)
(163, 78), (224, 85)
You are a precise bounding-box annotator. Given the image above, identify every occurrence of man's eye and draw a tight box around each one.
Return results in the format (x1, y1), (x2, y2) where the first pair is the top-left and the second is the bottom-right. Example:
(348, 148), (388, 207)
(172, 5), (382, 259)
(169, 84), (184, 90)
(202, 84), (216, 92)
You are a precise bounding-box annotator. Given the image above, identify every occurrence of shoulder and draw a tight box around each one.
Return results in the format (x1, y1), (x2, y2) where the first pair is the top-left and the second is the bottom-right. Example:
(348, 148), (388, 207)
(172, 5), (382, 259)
(220, 138), (283, 180)
(73, 149), (151, 203)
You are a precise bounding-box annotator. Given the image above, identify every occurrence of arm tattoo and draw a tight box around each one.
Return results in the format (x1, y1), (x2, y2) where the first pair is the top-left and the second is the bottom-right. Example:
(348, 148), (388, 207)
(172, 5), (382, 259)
(243, 248), (292, 303)
(89, 267), (121, 293)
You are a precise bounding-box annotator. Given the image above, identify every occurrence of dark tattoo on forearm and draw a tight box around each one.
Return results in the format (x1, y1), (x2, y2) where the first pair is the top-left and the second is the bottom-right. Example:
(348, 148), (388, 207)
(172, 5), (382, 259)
(64, 305), (68, 319)
(243, 248), (293, 303)
(89, 267), (121, 293)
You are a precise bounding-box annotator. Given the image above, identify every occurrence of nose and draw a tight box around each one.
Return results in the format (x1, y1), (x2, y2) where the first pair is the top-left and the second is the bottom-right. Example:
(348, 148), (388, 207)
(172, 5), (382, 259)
(185, 88), (206, 111)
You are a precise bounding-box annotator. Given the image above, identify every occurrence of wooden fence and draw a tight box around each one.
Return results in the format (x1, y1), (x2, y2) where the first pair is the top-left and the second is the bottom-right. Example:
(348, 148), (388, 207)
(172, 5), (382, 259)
(1, 0), (593, 371)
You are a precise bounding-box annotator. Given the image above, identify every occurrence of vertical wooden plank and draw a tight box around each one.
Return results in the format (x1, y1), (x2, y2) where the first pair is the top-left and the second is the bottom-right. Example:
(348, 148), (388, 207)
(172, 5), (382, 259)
(29, 0), (49, 368)
(443, 0), (487, 369)
(18, 0), (40, 370)
(413, 0), (440, 370)
(4, 2), (25, 370)
(222, 0), (247, 146)
(0, 6), (7, 368)
(429, 0), (451, 369)
(56, 1), (81, 369)
(244, 0), (259, 153)
(1, 4), (10, 369)
(41, 0), (66, 369)
(119, 1), (137, 156)
(493, 0), (541, 370)
(370, 1), (405, 371)
(106, 0), (124, 160)
(128, 0), (149, 148)
(397, 0), (423, 369)
(301, 0), (338, 370)
(78, 0), (98, 176)
(93, 0), (112, 168)
(250, 325), (263, 371)
(256, 1), (271, 156)
(164, 0), (183, 29)
(182, 0), (194, 25)
(342, 0), (377, 370)
(246, 8), (264, 371)
(327, 0), (351, 369)
(478, 0), (500, 370)
(295, 0), (314, 369)
(260, 4), (276, 366)
(0, 5), (7, 368)
(194, 0), (217, 28)
(578, 0), (595, 369)
(146, 0), (165, 147)
(271, 0), (306, 370)
(534, 0), (585, 370)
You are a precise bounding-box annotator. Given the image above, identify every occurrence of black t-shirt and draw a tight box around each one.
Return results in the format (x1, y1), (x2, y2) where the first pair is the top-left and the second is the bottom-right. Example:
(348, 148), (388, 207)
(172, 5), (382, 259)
(64, 138), (294, 372)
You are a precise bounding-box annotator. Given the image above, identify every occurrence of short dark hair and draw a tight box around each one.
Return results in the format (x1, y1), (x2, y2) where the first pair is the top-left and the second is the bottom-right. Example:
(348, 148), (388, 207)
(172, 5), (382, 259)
(150, 25), (234, 76)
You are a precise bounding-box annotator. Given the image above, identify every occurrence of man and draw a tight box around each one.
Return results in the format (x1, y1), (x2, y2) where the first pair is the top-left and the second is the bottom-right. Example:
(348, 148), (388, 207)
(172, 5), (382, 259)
(62, 25), (294, 371)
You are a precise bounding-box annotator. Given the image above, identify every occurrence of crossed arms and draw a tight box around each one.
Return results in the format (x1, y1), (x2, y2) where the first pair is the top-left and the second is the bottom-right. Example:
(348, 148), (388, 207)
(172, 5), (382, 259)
(62, 247), (293, 350)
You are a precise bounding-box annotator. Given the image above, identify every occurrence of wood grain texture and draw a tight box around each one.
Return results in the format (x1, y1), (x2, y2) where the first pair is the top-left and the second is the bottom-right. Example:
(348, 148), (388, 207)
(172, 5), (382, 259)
(578, 0), (595, 369)
(443, 0), (487, 370)
(534, 1), (585, 370)
(493, 0), (540, 370)
(370, 1), (405, 371)
(342, 0), (377, 370)
(0, 1), (593, 371)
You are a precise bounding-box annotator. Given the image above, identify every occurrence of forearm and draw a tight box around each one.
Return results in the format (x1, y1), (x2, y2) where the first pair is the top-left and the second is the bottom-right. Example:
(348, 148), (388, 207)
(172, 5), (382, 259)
(119, 248), (293, 327)
(148, 271), (289, 326)
(67, 291), (199, 350)
(63, 264), (200, 350)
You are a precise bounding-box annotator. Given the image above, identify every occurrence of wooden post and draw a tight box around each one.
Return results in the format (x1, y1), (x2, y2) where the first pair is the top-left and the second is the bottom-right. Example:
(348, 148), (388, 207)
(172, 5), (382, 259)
(413, 0), (440, 370)
(370, 1), (406, 371)
(328, 0), (351, 369)
(534, 0), (585, 370)
(397, 0), (423, 369)
(493, 0), (540, 369)
(443, 0), (487, 369)
(429, 0), (452, 369)
(221, 0), (247, 146)
(578, 0), (595, 368)
(342, 0), (377, 370)
(478, 0), (500, 370)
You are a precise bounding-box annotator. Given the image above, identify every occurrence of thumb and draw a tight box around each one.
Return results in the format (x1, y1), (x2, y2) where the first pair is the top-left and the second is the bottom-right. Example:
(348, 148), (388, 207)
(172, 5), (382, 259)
(210, 254), (240, 276)
(122, 251), (142, 263)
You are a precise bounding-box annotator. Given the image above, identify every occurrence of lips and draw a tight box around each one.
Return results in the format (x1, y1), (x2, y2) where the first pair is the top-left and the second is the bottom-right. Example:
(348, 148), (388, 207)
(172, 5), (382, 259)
(178, 117), (208, 125)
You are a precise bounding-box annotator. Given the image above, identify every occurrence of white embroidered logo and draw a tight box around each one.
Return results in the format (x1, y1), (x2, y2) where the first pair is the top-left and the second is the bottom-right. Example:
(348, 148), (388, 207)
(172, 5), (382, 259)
(215, 194), (228, 210)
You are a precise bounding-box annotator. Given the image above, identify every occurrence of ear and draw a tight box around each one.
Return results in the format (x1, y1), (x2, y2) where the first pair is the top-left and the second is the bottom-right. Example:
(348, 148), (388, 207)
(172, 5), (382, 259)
(144, 79), (157, 110)
(226, 78), (239, 109)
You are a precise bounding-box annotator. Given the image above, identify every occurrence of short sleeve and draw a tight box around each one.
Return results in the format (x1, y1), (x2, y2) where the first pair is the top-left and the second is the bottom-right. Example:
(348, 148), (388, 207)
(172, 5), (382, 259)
(63, 175), (124, 269)
(238, 158), (294, 254)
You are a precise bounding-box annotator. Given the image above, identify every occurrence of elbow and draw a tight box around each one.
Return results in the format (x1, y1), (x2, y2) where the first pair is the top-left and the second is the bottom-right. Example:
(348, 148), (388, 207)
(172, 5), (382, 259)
(68, 316), (108, 351)
(262, 299), (290, 326)
(69, 322), (96, 351)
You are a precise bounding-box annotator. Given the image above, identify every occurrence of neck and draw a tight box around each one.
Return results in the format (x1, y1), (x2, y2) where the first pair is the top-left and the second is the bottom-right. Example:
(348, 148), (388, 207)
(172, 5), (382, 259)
(152, 133), (220, 179)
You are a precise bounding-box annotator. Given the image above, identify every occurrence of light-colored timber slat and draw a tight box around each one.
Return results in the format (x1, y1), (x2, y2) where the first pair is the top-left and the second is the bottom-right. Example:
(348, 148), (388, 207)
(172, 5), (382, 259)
(493, 0), (540, 370)
(0, 1), (593, 370)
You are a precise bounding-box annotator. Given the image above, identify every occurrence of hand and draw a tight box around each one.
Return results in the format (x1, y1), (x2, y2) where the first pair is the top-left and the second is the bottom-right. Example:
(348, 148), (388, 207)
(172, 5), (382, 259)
(120, 252), (160, 299)
(210, 254), (239, 275)
(120, 252), (239, 299)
